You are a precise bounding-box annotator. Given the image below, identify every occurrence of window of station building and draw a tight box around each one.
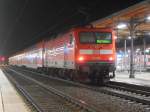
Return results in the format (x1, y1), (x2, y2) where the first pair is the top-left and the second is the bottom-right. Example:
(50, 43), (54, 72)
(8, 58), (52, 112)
(79, 32), (112, 44)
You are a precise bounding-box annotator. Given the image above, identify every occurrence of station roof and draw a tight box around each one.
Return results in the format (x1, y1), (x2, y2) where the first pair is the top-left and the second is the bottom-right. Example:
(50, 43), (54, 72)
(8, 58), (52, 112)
(92, 0), (150, 38)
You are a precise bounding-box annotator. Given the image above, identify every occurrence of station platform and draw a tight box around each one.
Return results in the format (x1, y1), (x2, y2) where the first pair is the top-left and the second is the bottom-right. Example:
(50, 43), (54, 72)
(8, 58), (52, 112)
(112, 71), (150, 87)
(0, 69), (30, 112)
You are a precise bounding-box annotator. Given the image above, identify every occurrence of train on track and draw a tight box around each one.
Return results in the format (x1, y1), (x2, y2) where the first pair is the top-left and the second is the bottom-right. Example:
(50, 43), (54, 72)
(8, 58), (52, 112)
(9, 27), (116, 84)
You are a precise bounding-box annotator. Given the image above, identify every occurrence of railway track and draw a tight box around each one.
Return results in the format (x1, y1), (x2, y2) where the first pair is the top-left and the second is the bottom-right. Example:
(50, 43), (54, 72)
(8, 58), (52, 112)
(3, 66), (150, 112)
(12, 66), (150, 104)
(3, 68), (97, 112)
(106, 81), (150, 97)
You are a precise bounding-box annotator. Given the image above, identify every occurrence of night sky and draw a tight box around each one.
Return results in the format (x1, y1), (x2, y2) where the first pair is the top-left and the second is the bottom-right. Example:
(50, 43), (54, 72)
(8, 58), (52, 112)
(0, 0), (144, 56)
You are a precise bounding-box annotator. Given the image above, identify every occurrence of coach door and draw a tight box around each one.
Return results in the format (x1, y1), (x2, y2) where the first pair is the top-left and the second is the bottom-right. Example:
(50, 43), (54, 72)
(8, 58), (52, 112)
(64, 34), (74, 68)
(64, 42), (67, 67)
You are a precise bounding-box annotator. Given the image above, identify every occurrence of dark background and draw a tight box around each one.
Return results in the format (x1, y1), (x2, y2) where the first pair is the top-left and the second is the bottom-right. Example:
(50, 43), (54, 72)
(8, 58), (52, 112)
(0, 0), (143, 56)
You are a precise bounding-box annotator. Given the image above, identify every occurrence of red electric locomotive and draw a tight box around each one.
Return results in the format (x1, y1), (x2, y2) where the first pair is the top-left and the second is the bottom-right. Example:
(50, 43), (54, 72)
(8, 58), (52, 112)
(9, 27), (116, 84)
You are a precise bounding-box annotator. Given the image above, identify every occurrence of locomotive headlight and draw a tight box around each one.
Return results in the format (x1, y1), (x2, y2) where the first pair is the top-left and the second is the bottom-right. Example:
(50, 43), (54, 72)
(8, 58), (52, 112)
(78, 56), (84, 62)
(109, 57), (113, 61)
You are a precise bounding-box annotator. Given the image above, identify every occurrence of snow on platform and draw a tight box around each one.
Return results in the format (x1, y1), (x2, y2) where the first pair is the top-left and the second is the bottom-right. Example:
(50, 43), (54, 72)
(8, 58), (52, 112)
(0, 69), (30, 112)
(111, 71), (150, 87)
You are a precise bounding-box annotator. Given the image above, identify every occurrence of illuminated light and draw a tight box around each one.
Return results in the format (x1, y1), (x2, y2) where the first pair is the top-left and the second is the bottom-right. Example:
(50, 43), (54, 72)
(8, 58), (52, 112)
(78, 56), (84, 61)
(114, 36), (117, 39)
(1, 57), (5, 61)
(117, 54), (122, 58)
(96, 40), (111, 44)
(145, 49), (149, 53)
(136, 48), (140, 53)
(147, 16), (150, 21)
(128, 36), (131, 39)
(117, 23), (127, 29)
(109, 57), (113, 61)
(146, 32), (150, 35)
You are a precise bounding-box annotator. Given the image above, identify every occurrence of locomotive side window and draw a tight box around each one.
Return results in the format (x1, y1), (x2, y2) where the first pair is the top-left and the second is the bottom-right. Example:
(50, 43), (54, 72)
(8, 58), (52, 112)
(69, 34), (73, 45)
(79, 32), (112, 44)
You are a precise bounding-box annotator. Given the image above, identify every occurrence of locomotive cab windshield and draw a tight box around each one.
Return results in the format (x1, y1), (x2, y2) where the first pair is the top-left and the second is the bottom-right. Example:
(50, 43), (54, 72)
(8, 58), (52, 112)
(79, 32), (112, 44)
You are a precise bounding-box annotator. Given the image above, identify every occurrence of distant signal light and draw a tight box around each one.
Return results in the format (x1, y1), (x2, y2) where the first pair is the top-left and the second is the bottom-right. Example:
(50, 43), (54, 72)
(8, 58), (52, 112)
(0, 56), (5, 61)
(1, 57), (5, 61)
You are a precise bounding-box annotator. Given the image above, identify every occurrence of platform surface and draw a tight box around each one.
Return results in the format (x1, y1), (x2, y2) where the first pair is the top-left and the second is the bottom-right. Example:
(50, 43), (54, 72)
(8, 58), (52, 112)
(112, 71), (150, 87)
(0, 69), (30, 112)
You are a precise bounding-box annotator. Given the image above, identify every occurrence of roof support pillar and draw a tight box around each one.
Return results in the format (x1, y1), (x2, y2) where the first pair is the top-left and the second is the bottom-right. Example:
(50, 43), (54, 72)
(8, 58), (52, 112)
(129, 28), (135, 78)
(128, 19), (138, 78)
